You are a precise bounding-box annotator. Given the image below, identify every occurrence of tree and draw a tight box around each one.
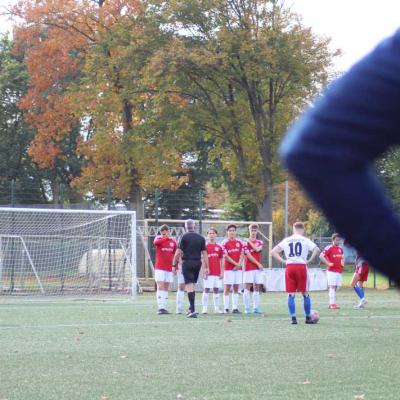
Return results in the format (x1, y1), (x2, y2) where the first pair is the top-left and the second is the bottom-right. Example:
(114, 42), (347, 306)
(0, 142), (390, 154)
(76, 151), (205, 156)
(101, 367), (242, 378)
(0, 33), (49, 204)
(12, 0), (188, 212)
(376, 149), (400, 213)
(147, 0), (338, 221)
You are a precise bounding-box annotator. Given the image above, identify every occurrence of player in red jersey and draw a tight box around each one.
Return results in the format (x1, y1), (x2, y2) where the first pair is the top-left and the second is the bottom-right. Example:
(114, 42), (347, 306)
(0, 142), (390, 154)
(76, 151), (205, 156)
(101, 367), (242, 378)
(201, 227), (224, 314)
(243, 223), (264, 314)
(221, 224), (243, 313)
(320, 233), (344, 309)
(271, 222), (320, 324)
(351, 255), (369, 308)
(153, 224), (177, 315)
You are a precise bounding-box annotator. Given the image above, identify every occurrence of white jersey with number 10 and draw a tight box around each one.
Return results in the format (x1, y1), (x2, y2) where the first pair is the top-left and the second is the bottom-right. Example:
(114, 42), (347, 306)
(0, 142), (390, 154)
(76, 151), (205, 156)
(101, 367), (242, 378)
(277, 234), (317, 265)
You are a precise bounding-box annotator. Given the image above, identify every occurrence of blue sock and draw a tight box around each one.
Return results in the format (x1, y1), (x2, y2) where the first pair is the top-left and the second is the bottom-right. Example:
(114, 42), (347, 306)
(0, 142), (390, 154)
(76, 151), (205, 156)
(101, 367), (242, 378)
(360, 287), (365, 299)
(303, 294), (311, 317)
(288, 295), (296, 317)
(353, 286), (363, 299)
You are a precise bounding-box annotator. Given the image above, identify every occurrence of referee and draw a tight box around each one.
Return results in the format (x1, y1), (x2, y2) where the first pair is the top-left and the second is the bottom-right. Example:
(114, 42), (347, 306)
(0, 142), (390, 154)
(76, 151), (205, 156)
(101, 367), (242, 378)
(173, 219), (209, 318)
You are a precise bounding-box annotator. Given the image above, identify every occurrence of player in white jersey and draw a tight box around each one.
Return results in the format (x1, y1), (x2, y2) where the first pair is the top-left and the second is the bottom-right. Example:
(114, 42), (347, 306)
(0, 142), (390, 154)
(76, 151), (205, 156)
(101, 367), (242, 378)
(271, 222), (320, 324)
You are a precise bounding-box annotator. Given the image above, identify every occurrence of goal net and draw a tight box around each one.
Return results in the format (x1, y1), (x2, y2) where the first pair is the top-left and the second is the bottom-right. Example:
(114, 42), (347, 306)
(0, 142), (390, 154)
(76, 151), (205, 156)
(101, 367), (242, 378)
(0, 208), (136, 298)
(140, 219), (273, 284)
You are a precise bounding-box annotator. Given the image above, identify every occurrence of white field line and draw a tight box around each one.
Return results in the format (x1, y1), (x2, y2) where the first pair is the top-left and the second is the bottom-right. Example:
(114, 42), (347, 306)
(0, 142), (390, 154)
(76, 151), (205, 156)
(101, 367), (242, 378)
(1, 299), (400, 309)
(0, 314), (400, 330)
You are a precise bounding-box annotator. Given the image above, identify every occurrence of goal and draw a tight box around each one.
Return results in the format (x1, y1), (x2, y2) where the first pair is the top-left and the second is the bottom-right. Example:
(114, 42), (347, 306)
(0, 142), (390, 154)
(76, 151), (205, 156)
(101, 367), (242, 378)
(139, 219), (273, 280)
(0, 207), (136, 298)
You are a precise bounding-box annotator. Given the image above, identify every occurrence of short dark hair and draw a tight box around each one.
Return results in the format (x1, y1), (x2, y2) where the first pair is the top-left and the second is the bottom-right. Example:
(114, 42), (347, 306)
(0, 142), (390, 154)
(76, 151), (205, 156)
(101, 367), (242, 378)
(208, 227), (218, 234)
(159, 224), (169, 232)
(293, 221), (305, 230)
(249, 223), (259, 230)
(226, 224), (237, 231)
(332, 233), (341, 241)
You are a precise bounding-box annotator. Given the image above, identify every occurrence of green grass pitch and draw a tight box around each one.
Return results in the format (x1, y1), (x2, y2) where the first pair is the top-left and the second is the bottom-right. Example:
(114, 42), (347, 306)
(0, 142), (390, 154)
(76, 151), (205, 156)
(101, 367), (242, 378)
(0, 289), (399, 400)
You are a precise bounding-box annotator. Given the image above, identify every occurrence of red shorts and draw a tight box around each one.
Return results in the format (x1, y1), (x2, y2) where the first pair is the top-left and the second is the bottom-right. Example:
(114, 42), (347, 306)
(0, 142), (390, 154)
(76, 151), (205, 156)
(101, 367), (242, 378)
(285, 264), (308, 293)
(355, 263), (369, 282)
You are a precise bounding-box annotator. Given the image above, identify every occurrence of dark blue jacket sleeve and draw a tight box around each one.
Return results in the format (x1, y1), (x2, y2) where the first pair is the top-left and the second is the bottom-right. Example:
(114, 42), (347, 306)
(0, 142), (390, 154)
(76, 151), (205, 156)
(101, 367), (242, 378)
(280, 29), (400, 284)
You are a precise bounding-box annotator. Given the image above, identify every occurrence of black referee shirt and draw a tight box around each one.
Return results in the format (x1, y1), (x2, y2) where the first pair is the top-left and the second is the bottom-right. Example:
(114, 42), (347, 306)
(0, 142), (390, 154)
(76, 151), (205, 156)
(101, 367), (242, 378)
(179, 231), (206, 261)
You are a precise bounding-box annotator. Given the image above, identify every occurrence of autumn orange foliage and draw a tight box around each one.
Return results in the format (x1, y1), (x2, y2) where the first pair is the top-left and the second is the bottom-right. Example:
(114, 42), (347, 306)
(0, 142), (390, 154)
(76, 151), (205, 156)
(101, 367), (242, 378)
(12, 0), (187, 198)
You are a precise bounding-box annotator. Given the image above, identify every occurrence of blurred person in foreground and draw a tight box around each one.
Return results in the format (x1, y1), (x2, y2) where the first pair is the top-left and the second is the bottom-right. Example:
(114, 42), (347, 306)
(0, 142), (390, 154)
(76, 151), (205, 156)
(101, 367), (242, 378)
(280, 30), (400, 285)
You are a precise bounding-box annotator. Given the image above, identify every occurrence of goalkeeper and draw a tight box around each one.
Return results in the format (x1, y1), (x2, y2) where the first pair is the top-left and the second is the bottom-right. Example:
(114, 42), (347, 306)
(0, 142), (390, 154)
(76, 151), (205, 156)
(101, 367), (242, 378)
(280, 29), (400, 285)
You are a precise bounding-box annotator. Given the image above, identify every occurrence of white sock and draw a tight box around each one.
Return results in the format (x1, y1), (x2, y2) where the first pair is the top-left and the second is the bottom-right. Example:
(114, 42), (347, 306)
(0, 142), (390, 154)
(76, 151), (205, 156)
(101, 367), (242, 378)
(161, 290), (168, 309)
(232, 293), (239, 309)
(223, 295), (230, 310)
(176, 290), (184, 310)
(253, 291), (260, 309)
(329, 287), (336, 305)
(156, 289), (162, 309)
(243, 289), (250, 309)
(202, 292), (209, 308)
(213, 293), (220, 308)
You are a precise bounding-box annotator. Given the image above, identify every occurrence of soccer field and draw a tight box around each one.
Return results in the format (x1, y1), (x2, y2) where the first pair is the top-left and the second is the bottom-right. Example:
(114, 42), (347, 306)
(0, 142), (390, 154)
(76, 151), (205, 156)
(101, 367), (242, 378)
(1, 289), (400, 400)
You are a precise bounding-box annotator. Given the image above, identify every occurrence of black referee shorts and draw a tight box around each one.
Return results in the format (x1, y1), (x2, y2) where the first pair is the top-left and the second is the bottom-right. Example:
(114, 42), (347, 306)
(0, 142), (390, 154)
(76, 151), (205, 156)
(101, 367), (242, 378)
(182, 260), (202, 284)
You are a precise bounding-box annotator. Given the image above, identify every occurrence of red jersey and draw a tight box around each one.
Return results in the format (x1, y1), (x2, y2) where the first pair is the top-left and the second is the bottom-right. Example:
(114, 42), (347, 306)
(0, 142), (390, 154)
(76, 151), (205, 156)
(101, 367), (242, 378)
(206, 242), (223, 276)
(221, 239), (243, 271)
(322, 245), (344, 273)
(244, 239), (263, 271)
(153, 236), (177, 272)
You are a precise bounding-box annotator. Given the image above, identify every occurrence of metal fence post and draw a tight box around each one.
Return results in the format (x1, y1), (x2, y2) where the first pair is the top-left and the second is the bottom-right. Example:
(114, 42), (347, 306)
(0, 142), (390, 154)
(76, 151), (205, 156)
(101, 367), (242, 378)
(59, 183), (64, 209)
(11, 179), (15, 207)
(155, 188), (160, 226)
(199, 189), (203, 234)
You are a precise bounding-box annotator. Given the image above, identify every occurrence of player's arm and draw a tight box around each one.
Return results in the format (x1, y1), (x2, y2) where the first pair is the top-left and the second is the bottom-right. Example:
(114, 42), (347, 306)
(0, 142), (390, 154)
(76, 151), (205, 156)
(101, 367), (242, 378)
(271, 245), (286, 264)
(246, 251), (263, 270)
(224, 254), (241, 269)
(219, 257), (224, 278)
(307, 247), (321, 264)
(319, 252), (333, 267)
(172, 249), (182, 271)
(246, 239), (262, 252)
(201, 250), (209, 275)
(153, 236), (167, 246)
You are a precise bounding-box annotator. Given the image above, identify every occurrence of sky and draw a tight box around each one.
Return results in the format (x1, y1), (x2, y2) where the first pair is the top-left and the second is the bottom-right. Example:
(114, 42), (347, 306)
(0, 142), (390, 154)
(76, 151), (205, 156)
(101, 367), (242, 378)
(0, 0), (400, 71)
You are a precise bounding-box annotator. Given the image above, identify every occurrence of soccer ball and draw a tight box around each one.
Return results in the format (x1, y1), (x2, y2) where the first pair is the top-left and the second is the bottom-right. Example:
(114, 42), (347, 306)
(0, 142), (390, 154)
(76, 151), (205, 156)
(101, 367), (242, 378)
(310, 310), (320, 323)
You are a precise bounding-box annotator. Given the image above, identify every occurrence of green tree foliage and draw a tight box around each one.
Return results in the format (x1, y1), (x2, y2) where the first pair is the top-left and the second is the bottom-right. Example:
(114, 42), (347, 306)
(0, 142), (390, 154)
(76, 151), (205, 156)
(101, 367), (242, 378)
(376, 148), (400, 213)
(0, 34), (48, 204)
(147, 0), (338, 221)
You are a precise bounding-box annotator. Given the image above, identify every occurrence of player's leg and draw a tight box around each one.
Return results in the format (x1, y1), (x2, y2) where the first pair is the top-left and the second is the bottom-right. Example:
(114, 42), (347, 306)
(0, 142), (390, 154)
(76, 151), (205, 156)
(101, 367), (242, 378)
(298, 266), (314, 324)
(202, 286), (210, 314)
(212, 285), (222, 313)
(302, 290), (316, 324)
(176, 282), (185, 314)
(354, 266), (368, 308)
(285, 265), (297, 324)
(328, 285), (338, 309)
(163, 280), (171, 313)
(253, 283), (261, 314)
(183, 262), (198, 317)
(243, 281), (252, 314)
(232, 283), (241, 313)
(357, 281), (367, 307)
(351, 272), (364, 307)
(252, 270), (263, 314)
(231, 270), (242, 313)
(176, 269), (185, 314)
(223, 269), (233, 313)
(155, 270), (169, 314)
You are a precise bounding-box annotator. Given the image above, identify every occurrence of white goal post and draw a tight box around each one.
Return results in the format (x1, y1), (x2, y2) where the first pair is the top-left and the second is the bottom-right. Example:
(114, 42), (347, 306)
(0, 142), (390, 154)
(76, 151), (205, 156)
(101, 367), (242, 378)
(0, 207), (137, 298)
